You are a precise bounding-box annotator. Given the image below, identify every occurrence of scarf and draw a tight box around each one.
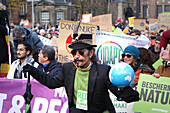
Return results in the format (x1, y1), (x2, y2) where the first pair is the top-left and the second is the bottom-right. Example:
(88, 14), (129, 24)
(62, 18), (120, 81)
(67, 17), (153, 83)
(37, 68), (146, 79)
(15, 56), (35, 79)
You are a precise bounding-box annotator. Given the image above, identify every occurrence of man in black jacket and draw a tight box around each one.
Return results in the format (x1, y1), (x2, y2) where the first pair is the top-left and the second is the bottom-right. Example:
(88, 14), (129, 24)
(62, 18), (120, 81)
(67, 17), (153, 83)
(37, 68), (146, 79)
(23, 34), (139, 113)
(38, 45), (62, 77)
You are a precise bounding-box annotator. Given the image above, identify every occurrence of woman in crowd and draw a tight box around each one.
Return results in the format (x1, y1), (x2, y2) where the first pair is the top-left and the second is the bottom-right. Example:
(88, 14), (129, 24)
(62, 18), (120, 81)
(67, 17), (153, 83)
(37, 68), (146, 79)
(153, 44), (170, 78)
(138, 48), (155, 74)
(120, 45), (141, 87)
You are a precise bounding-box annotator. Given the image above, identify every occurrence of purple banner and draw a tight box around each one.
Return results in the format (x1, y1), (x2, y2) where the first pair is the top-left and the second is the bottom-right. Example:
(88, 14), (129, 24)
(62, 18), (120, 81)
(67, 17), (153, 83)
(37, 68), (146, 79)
(0, 78), (69, 113)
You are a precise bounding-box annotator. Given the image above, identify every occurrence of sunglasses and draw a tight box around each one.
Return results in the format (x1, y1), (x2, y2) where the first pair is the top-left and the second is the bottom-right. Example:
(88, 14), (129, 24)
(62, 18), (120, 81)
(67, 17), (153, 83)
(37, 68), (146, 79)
(122, 54), (132, 58)
(71, 49), (85, 56)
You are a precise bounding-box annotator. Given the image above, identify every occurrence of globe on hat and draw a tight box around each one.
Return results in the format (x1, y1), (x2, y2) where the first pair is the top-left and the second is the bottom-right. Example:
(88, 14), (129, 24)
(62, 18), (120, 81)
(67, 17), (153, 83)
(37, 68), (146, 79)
(109, 62), (135, 87)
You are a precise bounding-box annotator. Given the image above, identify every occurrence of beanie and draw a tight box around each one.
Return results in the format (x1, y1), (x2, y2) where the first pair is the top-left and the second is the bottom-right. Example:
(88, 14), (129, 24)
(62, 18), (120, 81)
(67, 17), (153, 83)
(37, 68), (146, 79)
(123, 45), (139, 60)
(12, 27), (26, 40)
(155, 36), (161, 41)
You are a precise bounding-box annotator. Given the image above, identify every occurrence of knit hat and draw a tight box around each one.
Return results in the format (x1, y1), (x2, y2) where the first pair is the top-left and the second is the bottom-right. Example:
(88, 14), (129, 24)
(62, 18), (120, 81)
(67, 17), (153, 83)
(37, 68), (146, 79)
(12, 27), (26, 40)
(123, 45), (139, 60)
(68, 34), (97, 50)
(155, 36), (161, 41)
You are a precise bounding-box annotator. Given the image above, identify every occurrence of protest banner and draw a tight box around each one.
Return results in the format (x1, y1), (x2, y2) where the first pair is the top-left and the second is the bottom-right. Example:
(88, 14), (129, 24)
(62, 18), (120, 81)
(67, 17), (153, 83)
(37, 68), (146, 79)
(109, 91), (135, 113)
(149, 22), (158, 32)
(133, 74), (170, 113)
(0, 79), (68, 113)
(90, 14), (112, 32)
(0, 79), (136, 113)
(133, 18), (146, 31)
(58, 20), (97, 63)
(82, 13), (92, 23)
(38, 35), (51, 46)
(39, 35), (51, 45)
(96, 30), (150, 64)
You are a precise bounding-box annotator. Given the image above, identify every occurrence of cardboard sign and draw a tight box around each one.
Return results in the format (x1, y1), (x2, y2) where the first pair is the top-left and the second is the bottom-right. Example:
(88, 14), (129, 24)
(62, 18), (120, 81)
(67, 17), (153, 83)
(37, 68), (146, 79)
(149, 18), (158, 24)
(133, 18), (146, 31)
(58, 20), (97, 63)
(82, 13), (92, 23)
(158, 13), (170, 31)
(133, 74), (170, 113)
(90, 14), (112, 32)
(149, 18), (158, 32)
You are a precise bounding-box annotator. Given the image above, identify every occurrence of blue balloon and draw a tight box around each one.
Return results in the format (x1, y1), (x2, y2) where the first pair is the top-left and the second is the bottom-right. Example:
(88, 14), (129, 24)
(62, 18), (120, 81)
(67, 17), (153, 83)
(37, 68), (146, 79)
(109, 62), (135, 87)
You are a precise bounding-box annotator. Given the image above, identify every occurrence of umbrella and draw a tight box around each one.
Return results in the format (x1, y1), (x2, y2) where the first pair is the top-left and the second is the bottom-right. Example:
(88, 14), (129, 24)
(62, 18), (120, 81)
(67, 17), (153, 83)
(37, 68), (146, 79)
(23, 72), (33, 113)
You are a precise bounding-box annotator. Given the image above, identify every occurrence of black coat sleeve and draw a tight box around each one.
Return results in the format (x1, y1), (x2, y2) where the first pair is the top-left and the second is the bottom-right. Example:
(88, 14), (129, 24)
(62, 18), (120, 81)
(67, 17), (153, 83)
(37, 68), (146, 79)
(24, 64), (64, 89)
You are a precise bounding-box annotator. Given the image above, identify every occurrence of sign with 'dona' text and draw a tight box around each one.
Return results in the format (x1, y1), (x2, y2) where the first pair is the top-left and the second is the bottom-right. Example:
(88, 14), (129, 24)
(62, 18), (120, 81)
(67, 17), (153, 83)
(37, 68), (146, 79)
(133, 74), (170, 113)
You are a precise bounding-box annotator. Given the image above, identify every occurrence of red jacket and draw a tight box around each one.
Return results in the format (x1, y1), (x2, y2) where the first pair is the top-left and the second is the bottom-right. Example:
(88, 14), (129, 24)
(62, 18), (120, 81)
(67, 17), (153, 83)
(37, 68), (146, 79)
(160, 30), (170, 48)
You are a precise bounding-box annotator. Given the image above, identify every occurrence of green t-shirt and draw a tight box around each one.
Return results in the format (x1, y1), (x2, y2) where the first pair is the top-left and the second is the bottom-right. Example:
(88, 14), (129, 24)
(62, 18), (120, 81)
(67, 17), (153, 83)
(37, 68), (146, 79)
(73, 62), (109, 113)
(73, 64), (91, 104)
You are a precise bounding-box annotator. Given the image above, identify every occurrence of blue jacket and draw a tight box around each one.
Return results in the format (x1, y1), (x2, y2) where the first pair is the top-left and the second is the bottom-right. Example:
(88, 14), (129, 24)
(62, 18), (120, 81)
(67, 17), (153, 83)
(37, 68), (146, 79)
(14, 27), (44, 58)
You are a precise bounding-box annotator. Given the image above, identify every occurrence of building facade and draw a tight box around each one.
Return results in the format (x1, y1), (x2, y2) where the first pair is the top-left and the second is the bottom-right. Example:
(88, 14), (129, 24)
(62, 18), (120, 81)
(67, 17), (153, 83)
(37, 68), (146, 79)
(8, 0), (75, 27)
(135, 0), (170, 19)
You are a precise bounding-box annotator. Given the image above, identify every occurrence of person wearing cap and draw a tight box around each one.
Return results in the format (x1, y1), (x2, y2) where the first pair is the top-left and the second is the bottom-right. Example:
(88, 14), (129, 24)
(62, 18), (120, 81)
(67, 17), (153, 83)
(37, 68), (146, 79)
(23, 34), (139, 113)
(149, 35), (161, 61)
(120, 45), (142, 87)
(12, 26), (44, 59)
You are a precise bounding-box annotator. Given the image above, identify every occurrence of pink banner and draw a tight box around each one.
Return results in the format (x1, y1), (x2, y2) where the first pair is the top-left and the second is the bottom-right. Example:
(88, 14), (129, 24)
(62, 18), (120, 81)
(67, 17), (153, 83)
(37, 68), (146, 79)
(0, 78), (69, 113)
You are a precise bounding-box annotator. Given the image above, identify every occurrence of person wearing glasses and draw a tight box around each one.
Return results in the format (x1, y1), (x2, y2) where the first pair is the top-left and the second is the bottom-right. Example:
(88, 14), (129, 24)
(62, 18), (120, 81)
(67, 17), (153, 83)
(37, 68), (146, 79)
(7, 42), (41, 80)
(12, 26), (44, 59)
(120, 45), (142, 87)
(23, 34), (139, 113)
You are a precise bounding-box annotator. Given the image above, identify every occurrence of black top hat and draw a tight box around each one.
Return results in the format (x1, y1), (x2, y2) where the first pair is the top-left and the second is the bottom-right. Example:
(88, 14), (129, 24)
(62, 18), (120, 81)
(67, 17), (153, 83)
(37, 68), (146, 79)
(68, 34), (97, 50)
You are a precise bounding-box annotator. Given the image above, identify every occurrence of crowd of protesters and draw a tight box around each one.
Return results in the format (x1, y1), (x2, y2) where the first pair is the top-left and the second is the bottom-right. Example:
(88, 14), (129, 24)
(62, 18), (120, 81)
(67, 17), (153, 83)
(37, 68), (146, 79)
(0, 12), (170, 112)
(1, 18), (170, 79)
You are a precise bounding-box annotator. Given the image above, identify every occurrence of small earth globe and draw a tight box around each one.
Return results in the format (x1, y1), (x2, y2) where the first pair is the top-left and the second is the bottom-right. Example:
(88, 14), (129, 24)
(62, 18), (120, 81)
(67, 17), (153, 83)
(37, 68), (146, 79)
(109, 62), (135, 87)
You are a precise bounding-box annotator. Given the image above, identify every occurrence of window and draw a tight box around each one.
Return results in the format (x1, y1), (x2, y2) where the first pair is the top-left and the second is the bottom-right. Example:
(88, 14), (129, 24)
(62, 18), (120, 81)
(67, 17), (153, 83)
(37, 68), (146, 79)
(41, 12), (49, 24)
(143, 5), (148, 18)
(20, 4), (25, 15)
(164, 5), (170, 12)
(157, 5), (162, 17)
(56, 11), (64, 24)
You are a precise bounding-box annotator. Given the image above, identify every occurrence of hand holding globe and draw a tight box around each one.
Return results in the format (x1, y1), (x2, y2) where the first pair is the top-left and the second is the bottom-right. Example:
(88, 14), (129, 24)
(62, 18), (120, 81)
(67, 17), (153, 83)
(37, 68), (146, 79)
(109, 62), (135, 87)
(109, 62), (135, 101)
